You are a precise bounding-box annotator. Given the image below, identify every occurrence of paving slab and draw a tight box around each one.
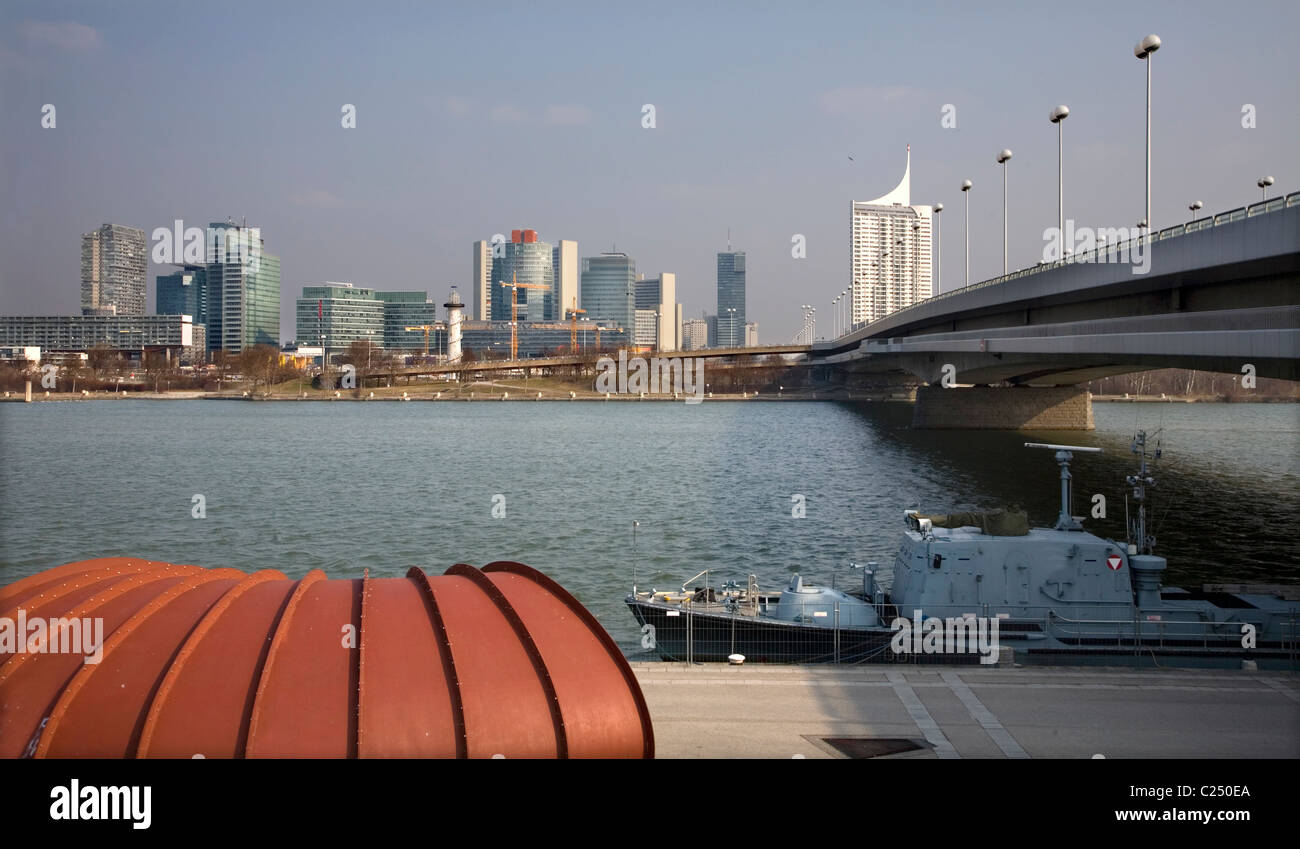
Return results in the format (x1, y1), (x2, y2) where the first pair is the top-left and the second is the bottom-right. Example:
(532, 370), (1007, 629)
(630, 662), (1300, 759)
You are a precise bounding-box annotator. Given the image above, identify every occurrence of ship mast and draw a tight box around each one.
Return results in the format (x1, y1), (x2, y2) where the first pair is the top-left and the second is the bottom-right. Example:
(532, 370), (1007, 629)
(1126, 430), (1161, 554)
(1025, 442), (1103, 531)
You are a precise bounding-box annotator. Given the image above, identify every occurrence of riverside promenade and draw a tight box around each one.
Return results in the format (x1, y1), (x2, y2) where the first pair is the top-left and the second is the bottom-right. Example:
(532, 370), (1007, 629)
(630, 662), (1300, 759)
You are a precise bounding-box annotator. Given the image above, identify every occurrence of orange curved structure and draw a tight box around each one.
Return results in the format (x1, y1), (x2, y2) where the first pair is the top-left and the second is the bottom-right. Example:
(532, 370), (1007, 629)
(0, 558), (653, 758)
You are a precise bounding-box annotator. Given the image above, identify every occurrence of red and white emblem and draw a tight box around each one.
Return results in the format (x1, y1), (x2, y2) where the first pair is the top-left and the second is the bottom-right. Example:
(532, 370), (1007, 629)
(1107, 554), (1123, 571)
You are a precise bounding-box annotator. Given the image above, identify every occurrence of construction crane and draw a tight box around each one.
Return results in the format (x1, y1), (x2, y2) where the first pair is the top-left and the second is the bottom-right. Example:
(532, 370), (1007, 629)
(404, 325), (435, 357)
(565, 297), (586, 353)
(499, 272), (549, 360)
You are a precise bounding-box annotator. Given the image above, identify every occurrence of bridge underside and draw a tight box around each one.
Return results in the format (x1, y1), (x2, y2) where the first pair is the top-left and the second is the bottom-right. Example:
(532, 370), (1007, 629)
(832, 305), (1298, 385)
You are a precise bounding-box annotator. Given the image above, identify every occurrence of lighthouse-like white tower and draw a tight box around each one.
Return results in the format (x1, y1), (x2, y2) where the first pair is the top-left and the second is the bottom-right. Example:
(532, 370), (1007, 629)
(444, 287), (465, 363)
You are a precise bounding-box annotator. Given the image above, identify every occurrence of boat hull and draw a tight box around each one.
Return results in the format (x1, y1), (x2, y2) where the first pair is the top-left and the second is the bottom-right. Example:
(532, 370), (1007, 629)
(626, 599), (1299, 669)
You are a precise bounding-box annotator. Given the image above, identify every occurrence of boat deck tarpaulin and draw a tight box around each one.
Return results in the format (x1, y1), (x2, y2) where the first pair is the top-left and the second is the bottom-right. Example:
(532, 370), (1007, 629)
(0, 558), (654, 758)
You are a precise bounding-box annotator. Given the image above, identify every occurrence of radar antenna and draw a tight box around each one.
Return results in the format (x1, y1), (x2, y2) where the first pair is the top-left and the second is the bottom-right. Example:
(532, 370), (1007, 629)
(1126, 430), (1162, 554)
(1025, 442), (1102, 531)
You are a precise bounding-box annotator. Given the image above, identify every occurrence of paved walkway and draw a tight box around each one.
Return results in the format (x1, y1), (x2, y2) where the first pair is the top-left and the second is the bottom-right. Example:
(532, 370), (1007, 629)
(630, 663), (1300, 759)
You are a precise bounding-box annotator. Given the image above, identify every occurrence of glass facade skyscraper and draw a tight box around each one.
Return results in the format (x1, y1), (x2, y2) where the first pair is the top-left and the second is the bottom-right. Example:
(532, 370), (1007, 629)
(206, 222), (280, 353)
(156, 265), (207, 324)
(490, 230), (554, 322)
(580, 253), (636, 331)
(716, 251), (746, 347)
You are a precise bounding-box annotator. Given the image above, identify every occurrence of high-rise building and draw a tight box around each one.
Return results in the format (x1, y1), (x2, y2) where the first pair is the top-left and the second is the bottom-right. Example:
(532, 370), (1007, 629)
(681, 318), (708, 351)
(472, 240), (492, 321)
(490, 229), (553, 322)
(850, 146), (933, 327)
(81, 224), (147, 316)
(581, 253), (636, 331)
(634, 310), (658, 347)
(553, 239), (578, 322)
(716, 250), (746, 348)
(156, 265), (207, 325)
(745, 322), (759, 347)
(205, 222), (280, 354)
(634, 272), (678, 351)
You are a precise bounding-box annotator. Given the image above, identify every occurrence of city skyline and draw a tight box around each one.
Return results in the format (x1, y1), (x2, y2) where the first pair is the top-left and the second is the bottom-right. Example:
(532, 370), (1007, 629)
(2, 2), (1296, 343)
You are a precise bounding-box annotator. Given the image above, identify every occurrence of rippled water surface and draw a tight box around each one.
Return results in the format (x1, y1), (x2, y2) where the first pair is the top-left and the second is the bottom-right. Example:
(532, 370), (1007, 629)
(2, 399), (1296, 652)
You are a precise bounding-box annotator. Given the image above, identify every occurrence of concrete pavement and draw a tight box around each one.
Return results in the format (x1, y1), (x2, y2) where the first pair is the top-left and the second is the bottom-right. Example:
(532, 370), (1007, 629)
(630, 662), (1300, 759)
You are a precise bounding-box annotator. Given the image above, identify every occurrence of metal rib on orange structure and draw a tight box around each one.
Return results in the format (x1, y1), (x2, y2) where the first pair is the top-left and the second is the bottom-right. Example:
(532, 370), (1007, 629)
(482, 561), (656, 759)
(0, 559), (653, 758)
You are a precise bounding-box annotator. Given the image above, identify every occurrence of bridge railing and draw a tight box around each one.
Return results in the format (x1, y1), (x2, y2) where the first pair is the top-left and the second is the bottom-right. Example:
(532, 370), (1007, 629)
(840, 189), (1300, 341)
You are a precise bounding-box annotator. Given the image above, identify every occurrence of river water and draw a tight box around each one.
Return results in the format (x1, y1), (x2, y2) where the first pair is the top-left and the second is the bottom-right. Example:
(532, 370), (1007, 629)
(1, 399), (1296, 654)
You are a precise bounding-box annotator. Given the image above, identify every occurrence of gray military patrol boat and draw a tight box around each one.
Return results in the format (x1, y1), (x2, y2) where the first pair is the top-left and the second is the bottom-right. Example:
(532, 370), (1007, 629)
(626, 433), (1299, 668)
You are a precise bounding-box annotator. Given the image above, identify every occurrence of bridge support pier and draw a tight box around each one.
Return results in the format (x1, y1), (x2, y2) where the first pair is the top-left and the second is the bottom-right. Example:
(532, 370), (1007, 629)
(912, 385), (1094, 430)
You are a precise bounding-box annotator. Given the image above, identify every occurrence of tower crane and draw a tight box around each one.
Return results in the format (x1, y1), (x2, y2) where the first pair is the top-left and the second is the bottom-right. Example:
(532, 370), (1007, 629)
(565, 297), (586, 353)
(499, 272), (549, 360)
(404, 325), (434, 357)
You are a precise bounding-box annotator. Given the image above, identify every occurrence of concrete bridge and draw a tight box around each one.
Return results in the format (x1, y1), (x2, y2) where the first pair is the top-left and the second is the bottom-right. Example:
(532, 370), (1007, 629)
(809, 191), (1300, 428)
(362, 343), (807, 382)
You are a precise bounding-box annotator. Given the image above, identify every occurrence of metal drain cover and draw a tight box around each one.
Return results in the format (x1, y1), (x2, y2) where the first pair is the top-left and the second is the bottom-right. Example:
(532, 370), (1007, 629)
(818, 737), (929, 759)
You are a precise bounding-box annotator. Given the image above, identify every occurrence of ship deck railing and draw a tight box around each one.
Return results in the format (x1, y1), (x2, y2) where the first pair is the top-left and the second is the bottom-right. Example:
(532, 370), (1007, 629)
(622, 594), (1300, 666)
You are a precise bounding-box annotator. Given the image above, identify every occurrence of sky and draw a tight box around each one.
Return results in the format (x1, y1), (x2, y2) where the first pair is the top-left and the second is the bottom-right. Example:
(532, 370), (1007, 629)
(1, 0), (1296, 343)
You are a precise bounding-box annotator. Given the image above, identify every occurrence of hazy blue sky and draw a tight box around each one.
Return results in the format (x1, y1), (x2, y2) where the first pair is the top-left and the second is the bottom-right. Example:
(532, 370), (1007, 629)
(2, 0), (1296, 342)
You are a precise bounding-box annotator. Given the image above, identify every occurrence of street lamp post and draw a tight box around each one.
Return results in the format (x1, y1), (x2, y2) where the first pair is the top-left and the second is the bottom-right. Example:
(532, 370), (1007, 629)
(996, 149), (1012, 274)
(1258, 176), (1275, 201)
(933, 203), (942, 294)
(1135, 34), (1161, 232)
(1188, 200), (1203, 222)
(840, 288), (848, 336)
(961, 180), (972, 286)
(1050, 105), (1069, 256)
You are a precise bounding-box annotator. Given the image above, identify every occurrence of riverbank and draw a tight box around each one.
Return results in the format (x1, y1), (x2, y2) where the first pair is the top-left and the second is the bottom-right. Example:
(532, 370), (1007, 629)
(1, 383), (911, 402)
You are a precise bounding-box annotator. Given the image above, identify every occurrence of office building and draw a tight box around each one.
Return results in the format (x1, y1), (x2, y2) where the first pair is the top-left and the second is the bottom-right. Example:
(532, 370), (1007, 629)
(378, 290), (439, 354)
(156, 265), (207, 325)
(745, 322), (759, 347)
(297, 283), (448, 360)
(473, 240), (492, 321)
(297, 283), (382, 361)
(682, 318), (708, 351)
(553, 240), (578, 322)
(581, 253), (636, 331)
(850, 146), (933, 326)
(634, 272), (679, 351)
(633, 310), (657, 347)
(81, 224), (147, 317)
(463, 320), (627, 359)
(716, 250), (746, 348)
(490, 229), (553, 322)
(206, 221), (280, 354)
(0, 314), (199, 363)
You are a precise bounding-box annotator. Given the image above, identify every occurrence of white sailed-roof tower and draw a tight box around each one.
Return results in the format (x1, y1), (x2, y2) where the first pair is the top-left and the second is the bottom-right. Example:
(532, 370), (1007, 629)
(849, 146), (932, 329)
